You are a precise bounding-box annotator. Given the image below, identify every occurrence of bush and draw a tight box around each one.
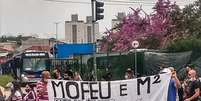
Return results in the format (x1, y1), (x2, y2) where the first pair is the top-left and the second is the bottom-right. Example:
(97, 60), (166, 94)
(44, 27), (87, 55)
(0, 75), (13, 88)
(166, 37), (201, 61)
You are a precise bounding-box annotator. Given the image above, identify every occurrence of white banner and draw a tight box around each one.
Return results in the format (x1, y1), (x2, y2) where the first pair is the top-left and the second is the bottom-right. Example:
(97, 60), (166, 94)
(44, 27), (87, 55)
(48, 73), (171, 101)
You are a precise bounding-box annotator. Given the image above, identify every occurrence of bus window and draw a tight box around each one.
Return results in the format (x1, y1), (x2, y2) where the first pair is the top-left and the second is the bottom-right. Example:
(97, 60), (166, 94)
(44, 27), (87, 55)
(23, 58), (47, 72)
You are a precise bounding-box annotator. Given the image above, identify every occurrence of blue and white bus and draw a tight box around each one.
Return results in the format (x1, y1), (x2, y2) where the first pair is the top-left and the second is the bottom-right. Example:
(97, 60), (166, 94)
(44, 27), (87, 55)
(11, 51), (50, 83)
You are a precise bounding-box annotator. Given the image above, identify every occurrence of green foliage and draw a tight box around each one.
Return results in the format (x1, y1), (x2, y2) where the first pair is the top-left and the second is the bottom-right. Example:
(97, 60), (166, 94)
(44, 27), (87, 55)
(141, 37), (161, 49)
(169, 0), (201, 39)
(166, 37), (201, 61)
(0, 75), (13, 88)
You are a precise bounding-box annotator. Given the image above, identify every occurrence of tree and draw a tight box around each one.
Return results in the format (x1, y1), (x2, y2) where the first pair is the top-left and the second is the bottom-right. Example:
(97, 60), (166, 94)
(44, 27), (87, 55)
(168, 0), (201, 39)
(100, 0), (177, 52)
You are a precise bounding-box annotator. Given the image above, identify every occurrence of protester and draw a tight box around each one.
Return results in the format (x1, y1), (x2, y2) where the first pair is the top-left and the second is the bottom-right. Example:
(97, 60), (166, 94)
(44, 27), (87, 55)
(53, 68), (62, 80)
(125, 68), (134, 79)
(167, 67), (181, 101)
(102, 72), (112, 81)
(63, 70), (74, 80)
(74, 71), (82, 81)
(178, 80), (184, 101)
(23, 83), (37, 101)
(184, 70), (200, 101)
(183, 66), (193, 99)
(186, 65), (193, 76)
(36, 70), (50, 101)
(9, 80), (23, 101)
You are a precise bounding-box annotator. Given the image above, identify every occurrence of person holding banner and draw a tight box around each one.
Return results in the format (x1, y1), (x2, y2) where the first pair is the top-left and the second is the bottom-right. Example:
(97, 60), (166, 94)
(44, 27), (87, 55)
(74, 71), (82, 81)
(53, 68), (62, 80)
(63, 70), (74, 80)
(184, 70), (200, 101)
(36, 70), (50, 101)
(9, 80), (23, 101)
(167, 67), (181, 101)
(23, 83), (37, 101)
(183, 65), (193, 100)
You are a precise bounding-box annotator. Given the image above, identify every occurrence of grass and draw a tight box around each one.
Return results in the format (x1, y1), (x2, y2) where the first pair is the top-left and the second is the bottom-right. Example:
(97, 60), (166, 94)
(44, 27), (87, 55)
(0, 75), (13, 88)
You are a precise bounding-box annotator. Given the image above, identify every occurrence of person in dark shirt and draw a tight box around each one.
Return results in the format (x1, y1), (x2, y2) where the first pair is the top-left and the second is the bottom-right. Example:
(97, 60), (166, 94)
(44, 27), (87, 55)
(63, 70), (74, 80)
(53, 68), (62, 80)
(102, 72), (112, 81)
(184, 70), (200, 101)
(184, 66), (193, 99)
(23, 83), (37, 101)
(178, 80), (184, 101)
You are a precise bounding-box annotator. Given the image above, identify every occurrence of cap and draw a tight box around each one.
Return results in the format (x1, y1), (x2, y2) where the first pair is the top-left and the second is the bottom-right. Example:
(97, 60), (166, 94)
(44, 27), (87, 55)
(168, 67), (175, 72)
(126, 68), (133, 72)
(160, 68), (171, 74)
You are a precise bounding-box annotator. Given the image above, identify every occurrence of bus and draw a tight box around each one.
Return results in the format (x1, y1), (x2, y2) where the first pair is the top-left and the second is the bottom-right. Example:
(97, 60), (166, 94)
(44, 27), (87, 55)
(1, 51), (82, 83)
(84, 51), (145, 80)
(10, 51), (50, 83)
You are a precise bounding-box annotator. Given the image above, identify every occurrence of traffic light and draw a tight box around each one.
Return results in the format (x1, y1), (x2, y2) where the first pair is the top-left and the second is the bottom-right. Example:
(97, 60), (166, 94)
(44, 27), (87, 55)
(54, 46), (58, 55)
(50, 46), (57, 55)
(50, 48), (53, 55)
(95, 0), (104, 21)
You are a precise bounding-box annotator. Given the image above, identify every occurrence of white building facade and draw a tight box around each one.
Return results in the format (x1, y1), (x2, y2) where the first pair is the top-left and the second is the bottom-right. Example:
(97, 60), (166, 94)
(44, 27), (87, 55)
(65, 14), (99, 43)
(111, 12), (126, 28)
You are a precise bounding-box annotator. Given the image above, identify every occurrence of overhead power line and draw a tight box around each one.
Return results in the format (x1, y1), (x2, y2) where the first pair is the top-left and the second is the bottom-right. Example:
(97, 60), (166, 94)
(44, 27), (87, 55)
(44, 0), (155, 6)
(102, 0), (155, 4)
(45, 0), (90, 4)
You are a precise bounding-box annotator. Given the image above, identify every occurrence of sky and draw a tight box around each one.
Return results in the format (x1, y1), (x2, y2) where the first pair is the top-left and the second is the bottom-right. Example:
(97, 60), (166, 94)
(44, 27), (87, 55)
(0, 0), (197, 39)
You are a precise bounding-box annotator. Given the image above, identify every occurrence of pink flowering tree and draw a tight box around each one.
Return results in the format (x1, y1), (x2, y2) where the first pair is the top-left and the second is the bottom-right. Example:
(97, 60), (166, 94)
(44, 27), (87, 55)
(100, 0), (177, 52)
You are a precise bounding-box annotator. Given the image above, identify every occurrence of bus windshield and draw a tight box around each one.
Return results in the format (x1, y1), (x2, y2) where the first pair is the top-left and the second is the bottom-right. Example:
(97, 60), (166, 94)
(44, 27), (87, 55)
(23, 58), (47, 72)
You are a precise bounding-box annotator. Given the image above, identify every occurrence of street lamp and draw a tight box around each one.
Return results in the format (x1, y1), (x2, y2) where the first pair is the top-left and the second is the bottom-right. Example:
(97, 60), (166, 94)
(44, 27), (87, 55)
(54, 22), (62, 58)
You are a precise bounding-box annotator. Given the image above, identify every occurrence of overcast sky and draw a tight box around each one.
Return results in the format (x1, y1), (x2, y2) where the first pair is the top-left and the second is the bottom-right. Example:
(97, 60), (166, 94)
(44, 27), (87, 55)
(0, 0), (197, 39)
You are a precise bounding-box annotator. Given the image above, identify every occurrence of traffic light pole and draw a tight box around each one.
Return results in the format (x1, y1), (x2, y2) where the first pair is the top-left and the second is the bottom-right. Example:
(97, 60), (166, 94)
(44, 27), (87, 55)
(91, 0), (97, 81)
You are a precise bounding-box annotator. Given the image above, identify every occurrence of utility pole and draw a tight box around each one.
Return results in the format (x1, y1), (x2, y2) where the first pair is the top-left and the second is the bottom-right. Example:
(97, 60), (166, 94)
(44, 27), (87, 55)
(54, 22), (61, 58)
(91, 0), (104, 81)
(91, 0), (97, 81)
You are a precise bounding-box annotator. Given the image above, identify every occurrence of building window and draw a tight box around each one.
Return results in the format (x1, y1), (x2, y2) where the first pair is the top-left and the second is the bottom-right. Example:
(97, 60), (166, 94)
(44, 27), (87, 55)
(72, 25), (77, 43)
(87, 26), (92, 43)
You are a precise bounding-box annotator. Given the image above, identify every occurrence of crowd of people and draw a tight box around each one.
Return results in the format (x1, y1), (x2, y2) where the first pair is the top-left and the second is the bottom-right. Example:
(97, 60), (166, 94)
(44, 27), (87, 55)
(161, 65), (201, 101)
(181, 66), (200, 101)
(1, 68), (82, 101)
(124, 65), (201, 101)
(1, 65), (201, 101)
